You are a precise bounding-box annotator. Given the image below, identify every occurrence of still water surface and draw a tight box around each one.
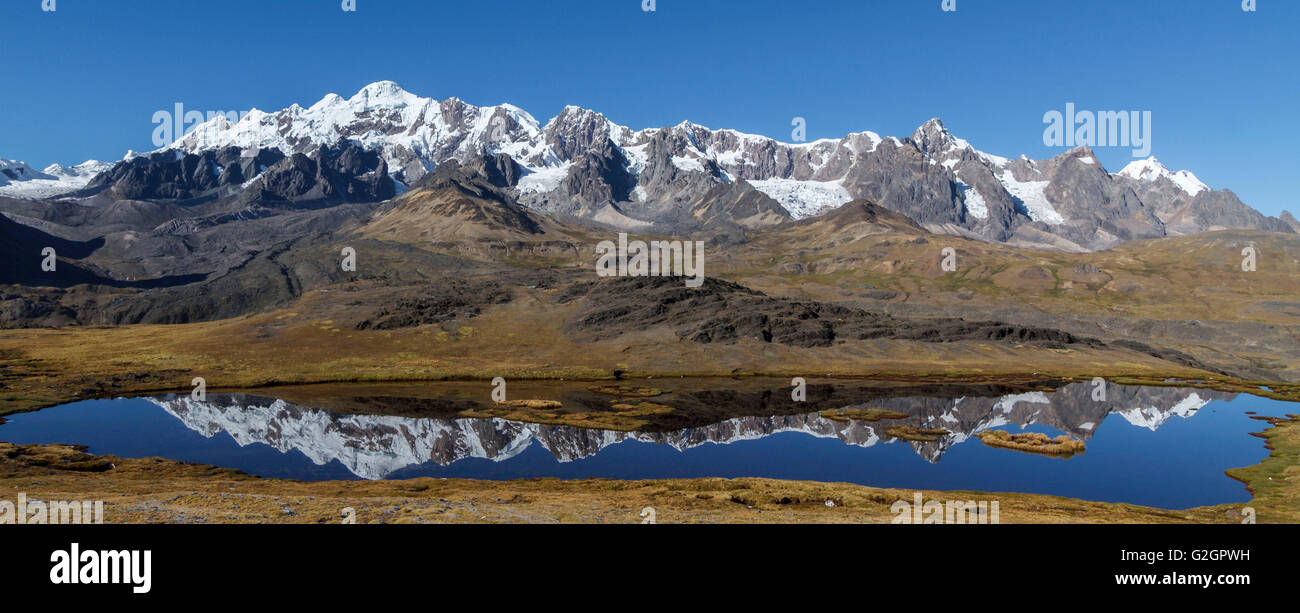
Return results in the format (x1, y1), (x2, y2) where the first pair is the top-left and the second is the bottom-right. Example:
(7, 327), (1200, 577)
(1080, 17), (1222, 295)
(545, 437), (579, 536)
(0, 380), (1290, 509)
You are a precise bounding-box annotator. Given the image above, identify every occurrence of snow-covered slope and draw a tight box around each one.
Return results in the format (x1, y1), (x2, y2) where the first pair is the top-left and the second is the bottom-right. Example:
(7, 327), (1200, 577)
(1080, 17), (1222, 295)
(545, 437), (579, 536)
(0, 159), (47, 184)
(0, 159), (111, 198)
(999, 169), (1065, 225)
(746, 177), (853, 218)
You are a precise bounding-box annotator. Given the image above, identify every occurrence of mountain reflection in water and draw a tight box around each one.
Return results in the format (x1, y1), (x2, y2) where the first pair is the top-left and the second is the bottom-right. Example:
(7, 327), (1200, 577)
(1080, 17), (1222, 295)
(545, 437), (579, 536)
(147, 382), (1230, 480)
(6, 381), (1291, 508)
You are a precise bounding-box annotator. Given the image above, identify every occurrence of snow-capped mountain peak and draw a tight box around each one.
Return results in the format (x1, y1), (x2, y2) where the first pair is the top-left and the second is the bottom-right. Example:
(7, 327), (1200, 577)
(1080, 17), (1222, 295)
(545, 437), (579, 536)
(164, 80), (559, 179)
(0, 158), (48, 184)
(1117, 156), (1209, 197)
(0, 158), (111, 198)
(911, 117), (1011, 170)
(1117, 392), (1211, 431)
(912, 117), (968, 153)
(41, 160), (113, 178)
(348, 79), (420, 108)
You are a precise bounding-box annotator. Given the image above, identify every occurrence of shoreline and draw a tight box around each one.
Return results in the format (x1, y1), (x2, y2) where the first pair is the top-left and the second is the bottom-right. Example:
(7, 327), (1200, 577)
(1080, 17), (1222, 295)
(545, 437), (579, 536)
(4, 366), (1296, 419)
(3, 319), (1297, 524)
(0, 440), (1280, 524)
(0, 376), (1295, 524)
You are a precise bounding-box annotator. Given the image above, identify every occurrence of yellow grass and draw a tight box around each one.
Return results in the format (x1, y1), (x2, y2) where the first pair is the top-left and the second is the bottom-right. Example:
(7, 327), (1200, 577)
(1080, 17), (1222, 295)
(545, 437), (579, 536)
(977, 430), (1086, 457)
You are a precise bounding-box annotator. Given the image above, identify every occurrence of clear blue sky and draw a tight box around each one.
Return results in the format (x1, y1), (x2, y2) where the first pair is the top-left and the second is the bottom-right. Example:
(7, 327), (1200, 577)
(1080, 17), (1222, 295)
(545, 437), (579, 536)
(2, 0), (1295, 215)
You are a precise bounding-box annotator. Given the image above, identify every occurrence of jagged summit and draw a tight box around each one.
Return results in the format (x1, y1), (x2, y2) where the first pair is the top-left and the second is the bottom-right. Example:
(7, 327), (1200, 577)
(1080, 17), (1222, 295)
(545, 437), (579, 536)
(1280, 210), (1300, 233)
(912, 117), (963, 151)
(1117, 156), (1209, 197)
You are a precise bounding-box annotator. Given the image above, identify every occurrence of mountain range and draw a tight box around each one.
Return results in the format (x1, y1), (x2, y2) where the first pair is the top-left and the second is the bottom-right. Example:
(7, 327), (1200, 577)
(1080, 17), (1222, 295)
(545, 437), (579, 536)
(3, 81), (1296, 252)
(3, 81), (1299, 387)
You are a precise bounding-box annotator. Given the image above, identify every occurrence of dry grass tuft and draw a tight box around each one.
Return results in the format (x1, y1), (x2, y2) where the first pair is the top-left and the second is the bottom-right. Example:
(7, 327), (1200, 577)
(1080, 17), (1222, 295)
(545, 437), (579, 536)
(496, 399), (562, 409)
(976, 430), (1086, 457)
(820, 408), (908, 422)
(609, 401), (676, 417)
(588, 385), (664, 398)
(885, 425), (950, 442)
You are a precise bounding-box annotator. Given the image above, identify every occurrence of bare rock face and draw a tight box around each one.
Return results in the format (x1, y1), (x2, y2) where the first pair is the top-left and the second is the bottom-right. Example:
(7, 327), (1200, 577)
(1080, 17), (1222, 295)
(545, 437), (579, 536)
(1165, 190), (1291, 235)
(84, 147), (253, 201)
(81, 143), (396, 209)
(354, 278), (514, 331)
(841, 135), (965, 227)
(1025, 147), (1166, 250)
(1111, 158), (1289, 237)
(1281, 210), (1300, 234)
(561, 138), (635, 208)
(544, 106), (624, 161)
(235, 144), (395, 207)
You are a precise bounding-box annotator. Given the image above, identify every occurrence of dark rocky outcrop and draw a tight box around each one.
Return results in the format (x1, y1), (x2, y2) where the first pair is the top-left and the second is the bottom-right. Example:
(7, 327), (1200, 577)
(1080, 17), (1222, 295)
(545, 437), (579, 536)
(559, 276), (1106, 350)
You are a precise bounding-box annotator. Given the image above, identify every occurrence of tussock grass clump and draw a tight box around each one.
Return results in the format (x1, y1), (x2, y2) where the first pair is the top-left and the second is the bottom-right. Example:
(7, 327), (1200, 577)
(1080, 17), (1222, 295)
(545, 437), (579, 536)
(496, 399), (562, 409)
(610, 401), (675, 417)
(588, 385), (664, 398)
(459, 398), (675, 432)
(977, 430), (1086, 457)
(885, 425), (950, 442)
(820, 408), (908, 423)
